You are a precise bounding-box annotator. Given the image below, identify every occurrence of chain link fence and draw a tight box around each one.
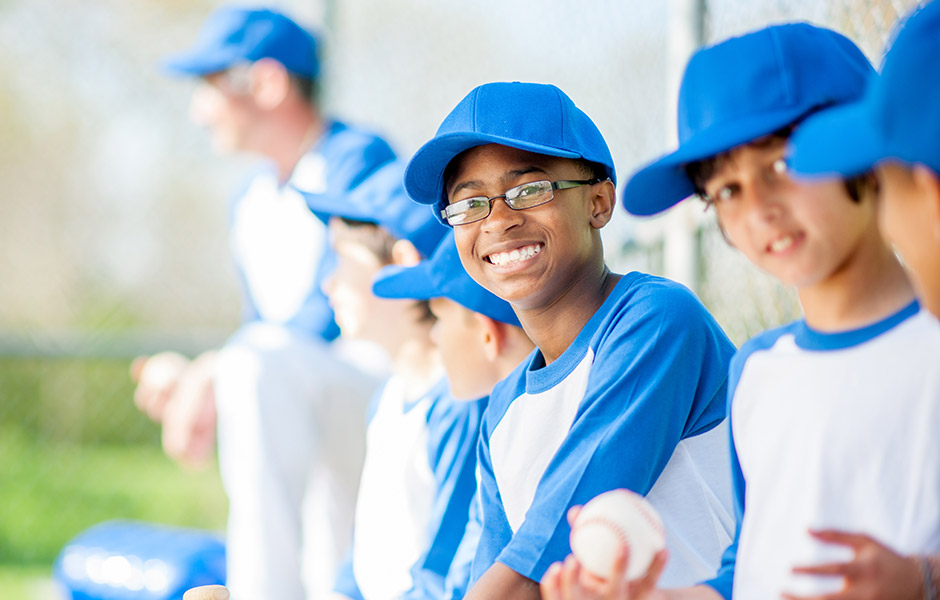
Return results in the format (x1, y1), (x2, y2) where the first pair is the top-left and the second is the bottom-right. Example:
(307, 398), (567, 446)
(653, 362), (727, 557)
(0, 0), (920, 594)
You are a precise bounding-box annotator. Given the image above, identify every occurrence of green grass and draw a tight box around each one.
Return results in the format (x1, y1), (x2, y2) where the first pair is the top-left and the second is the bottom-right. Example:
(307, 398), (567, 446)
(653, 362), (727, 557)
(0, 425), (227, 596)
(0, 564), (58, 600)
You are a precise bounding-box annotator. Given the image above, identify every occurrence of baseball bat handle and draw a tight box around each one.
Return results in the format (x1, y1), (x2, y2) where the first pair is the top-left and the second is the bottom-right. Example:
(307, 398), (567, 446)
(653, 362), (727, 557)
(183, 584), (230, 600)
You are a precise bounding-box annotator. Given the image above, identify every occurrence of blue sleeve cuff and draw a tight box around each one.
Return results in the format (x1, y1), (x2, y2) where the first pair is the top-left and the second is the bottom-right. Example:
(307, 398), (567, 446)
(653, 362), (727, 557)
(332, 554), (364, 600)
(702, 572), (733, 600)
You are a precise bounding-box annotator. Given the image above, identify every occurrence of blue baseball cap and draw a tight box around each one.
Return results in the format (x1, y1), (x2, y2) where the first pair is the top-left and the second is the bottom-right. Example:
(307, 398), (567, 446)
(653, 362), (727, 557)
(622, 23), (874, 216)
(163, 7), (320, 79)
(372, 232), (521, 327)
(404, 82), (617, 225)
(302, 160), (449, 259)
(789, 2), (940, 178)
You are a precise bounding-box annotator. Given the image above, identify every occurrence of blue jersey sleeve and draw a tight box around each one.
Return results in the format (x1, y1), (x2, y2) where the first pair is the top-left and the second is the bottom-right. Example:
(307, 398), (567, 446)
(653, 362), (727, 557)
(402, 394), (485, 600)
(441, 491), (483, 599)
(489, 282), (735, 581)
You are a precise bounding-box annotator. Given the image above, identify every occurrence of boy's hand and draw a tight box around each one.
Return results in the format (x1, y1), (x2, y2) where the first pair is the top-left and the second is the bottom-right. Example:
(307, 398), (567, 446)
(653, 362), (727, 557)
(131, 351), (190, 421)
(782, 529), (923, 600)
(541, 547), (668, 600)
(161, 351), (219, 469)
(540, 505), (668, 600)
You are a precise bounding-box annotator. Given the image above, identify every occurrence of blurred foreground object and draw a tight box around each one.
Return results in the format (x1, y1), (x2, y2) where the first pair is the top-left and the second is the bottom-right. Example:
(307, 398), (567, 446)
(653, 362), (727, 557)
(54, 520), (225, 599)
(183, 585), (230, 600)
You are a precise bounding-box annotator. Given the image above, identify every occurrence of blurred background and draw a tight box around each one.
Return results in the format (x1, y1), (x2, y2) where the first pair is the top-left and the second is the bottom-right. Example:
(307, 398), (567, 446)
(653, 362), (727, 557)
(0, 0), (919, 597)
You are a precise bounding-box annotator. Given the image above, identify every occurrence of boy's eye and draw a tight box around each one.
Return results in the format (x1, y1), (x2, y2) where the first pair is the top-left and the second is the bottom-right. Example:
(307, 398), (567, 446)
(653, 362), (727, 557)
(712, 185), (737, 203)
(515, 183), (541, 197)
(771, 158), (787, 175)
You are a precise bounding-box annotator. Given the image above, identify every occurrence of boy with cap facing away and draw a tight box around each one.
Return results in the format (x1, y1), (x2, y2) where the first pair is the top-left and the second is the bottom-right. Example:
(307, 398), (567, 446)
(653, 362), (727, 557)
(404, 81), (737, 599)
(132, 7), (397, 600)
(544, 21), (940, 600)
(309, 162), (480, 600)
(371, 231), (536, 599)
(790, 0), (940, 324)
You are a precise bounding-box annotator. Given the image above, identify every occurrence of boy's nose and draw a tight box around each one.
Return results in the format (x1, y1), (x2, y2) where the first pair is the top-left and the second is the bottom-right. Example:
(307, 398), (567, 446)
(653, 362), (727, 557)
(744, 180), (785, 223)
(481, 197), (523, 233)
(189, 84), (219, 127)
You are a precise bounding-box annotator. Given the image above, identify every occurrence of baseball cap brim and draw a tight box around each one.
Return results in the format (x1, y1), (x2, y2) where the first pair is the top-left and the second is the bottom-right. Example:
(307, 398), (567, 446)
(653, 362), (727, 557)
(372, 263), (439, 301)
(163, 48), (239, 76)
(404, 131), (581, 223)
(623, 103), (813, 216)
(372, 250), (522, 328)
(787, 100), (884, 178)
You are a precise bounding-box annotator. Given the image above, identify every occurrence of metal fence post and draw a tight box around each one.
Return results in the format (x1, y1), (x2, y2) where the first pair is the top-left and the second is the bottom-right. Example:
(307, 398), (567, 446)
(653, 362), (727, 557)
(663, 0), (706, 293)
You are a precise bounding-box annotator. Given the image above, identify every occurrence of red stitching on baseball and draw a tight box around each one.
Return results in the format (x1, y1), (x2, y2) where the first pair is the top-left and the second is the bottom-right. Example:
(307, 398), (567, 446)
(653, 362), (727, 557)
(628, 494), (665, 537)
(574, 515), (632, 555)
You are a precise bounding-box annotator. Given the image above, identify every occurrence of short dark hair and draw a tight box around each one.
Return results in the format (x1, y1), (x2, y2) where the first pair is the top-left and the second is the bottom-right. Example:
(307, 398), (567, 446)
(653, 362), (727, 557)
(337, 218), (435, 323)
(683, 125), (874, 206)
(290, 75), (319, 105)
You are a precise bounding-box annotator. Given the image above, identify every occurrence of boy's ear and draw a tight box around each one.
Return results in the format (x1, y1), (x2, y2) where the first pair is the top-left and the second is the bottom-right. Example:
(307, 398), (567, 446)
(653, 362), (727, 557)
(391, 239), (423, 267)
(912, 164), (940, 241)
(588, 179), (616, 229)
(249, 58), (291, 110)
(473, 313), (505, 362)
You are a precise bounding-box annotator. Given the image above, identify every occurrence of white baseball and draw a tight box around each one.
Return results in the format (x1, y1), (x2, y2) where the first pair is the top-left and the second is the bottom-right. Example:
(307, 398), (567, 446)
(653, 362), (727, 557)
(569, 488), (666, 581)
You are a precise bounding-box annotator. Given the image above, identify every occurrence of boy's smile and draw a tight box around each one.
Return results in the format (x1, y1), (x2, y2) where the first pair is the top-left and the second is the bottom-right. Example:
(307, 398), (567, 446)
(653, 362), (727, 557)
(485, 243), (542, 268)
(446, 144), (611, 312)
(704, 139), (876, 290)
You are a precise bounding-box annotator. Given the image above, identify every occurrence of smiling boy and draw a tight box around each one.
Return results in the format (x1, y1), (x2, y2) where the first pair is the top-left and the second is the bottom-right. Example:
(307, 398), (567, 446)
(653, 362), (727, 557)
(404, 82), (737, 598)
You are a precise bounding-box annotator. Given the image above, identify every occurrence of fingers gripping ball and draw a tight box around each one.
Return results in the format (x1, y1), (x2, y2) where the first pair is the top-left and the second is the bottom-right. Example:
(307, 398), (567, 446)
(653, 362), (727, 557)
(569, 489), (666, 581)
(183, 584), (230, 600)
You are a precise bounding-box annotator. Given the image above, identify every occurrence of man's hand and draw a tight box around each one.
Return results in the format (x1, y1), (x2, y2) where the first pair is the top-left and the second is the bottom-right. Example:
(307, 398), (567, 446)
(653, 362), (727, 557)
(782, 529), (924, 600)
(131, 351), (190, 422)
(161, 351), (219, 469)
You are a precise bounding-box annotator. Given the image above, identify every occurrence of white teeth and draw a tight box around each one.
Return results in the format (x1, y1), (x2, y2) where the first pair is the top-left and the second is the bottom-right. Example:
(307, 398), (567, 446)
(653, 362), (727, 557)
(489, 244), (541, 266)
(769, 236), (794, 253)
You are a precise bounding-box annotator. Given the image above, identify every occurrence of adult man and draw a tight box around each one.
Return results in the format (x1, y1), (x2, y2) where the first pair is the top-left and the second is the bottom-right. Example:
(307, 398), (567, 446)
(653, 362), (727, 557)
(132, 7), (396, 600)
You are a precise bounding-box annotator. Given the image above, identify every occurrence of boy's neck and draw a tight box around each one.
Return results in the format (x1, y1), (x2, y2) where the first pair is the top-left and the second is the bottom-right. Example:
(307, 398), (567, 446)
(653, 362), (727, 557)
(798, 232), (916, 332)
(518, 267), (620, 365)
(267, 105), (323, 184)
(388, 330), (442, 400)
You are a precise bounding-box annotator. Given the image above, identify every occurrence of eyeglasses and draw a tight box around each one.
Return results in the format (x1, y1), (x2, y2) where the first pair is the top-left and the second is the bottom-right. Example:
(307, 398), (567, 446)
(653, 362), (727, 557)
(441, 178), (604, 226)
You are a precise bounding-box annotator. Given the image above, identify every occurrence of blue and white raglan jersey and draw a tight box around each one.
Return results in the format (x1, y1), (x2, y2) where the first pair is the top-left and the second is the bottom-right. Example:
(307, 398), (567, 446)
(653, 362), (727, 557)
(471, 272), (737, 587)
(229, 120), (395, 342)
(705, 303), (940, 600)
(334, 376), (485, 600)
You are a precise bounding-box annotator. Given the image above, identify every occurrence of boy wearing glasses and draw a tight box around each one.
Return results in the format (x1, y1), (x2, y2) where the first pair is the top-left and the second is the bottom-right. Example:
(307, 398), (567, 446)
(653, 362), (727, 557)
(403, 82), (737, 598)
